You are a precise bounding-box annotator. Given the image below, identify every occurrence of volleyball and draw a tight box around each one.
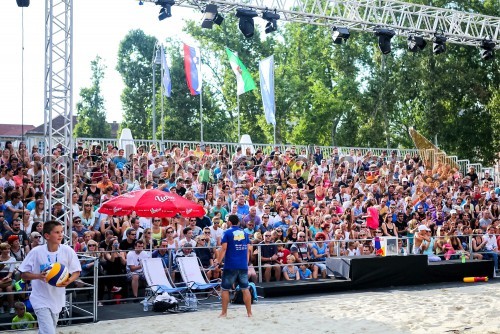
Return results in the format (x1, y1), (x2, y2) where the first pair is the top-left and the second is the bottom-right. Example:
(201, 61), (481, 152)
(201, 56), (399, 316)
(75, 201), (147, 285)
(45, 263), (69, 287)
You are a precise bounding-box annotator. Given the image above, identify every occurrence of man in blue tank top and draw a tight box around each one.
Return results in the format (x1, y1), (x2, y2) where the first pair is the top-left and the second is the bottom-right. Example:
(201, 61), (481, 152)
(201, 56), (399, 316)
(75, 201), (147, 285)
(215, 214), (252, 317)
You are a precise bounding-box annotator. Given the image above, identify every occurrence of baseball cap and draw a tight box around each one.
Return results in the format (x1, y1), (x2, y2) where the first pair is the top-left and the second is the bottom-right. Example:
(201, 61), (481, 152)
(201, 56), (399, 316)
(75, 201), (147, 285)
(31, 231), (42, 238)
(418, 225), (431, 232)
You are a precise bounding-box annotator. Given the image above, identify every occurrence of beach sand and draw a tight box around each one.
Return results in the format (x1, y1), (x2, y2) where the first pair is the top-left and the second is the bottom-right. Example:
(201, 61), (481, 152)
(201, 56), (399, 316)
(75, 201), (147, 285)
(34, 281), (500, 334)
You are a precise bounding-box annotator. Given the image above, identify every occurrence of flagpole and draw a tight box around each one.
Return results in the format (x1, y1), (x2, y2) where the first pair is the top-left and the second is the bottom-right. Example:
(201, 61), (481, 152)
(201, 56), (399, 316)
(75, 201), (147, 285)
(200, 92), (203, 142)
(200, 47), (203, 142)
(237, 93), (240, 142)
(273, 122), (276, 145)
(161, 54), (165, 143)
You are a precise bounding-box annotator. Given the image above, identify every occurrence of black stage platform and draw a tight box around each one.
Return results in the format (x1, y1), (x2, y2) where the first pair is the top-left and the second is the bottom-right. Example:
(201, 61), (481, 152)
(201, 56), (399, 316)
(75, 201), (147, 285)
(256, 255), (494, 298)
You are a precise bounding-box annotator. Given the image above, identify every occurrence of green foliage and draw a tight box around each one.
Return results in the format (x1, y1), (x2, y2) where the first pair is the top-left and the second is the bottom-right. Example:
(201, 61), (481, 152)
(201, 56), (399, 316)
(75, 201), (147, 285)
(74, 56), (111, 138)
(115, 0), (500, 164)
(116, 30), (157, 140)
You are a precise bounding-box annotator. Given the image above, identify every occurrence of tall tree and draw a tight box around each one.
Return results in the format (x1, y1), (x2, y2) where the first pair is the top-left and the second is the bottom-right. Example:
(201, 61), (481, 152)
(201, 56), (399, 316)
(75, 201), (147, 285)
(74, 55), (111, 138)
(116, 30), (157, 140)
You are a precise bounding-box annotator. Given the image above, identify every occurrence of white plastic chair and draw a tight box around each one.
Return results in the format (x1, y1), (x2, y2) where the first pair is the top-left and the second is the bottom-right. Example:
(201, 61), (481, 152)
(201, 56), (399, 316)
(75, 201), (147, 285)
(175, 256), (220, 300)
(142, 258), (187, 302)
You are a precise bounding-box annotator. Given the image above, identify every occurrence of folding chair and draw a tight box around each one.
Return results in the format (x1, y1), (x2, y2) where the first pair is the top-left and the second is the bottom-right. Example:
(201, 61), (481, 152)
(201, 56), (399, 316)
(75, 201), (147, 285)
(142, 258), (187, 302)
(175, 256), (221, 300)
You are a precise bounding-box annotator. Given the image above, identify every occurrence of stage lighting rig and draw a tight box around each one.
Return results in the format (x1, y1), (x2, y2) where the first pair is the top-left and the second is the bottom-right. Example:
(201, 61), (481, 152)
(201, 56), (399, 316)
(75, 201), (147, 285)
(332, 26), (350, 44)
(432, 33), (447, 55)
(407, 34), (427, 52)
(201, 4), (224, 29)
(262, 10), (280, 34)
(480, 39), (495, 60)
(374, 28), (396, 54)
(236, 8), (258, 38)
(156, 0), (175, 21)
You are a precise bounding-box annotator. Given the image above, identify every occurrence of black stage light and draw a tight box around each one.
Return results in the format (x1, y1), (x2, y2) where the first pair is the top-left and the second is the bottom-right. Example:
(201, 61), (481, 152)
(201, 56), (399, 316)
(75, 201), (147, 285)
(16, 0), (30, 7)
(407, 34), (427, 52)
(156, 0), (175, 21)
(236, 8), (258, 38)
(332, 26), (350, 44)
(262, 10), (280, 34)
(374, 28), (396, 54)
(201, 4), (224, 29)
(480, 39), (496, 61)
(432, 34), (447, 55)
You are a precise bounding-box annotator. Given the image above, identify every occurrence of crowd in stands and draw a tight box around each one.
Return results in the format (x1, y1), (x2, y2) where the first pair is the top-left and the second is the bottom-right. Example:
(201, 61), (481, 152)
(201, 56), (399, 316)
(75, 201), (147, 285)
(1, 138), (500, 314)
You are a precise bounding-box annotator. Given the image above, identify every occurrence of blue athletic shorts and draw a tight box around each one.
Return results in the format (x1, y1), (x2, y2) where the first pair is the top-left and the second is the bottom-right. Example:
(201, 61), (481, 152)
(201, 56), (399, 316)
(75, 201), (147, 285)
(221, 269), (249, 291)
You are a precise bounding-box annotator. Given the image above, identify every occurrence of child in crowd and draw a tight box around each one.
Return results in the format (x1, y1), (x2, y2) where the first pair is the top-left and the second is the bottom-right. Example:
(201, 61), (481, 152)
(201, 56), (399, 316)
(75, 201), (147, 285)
(298, 263), (312, 280)
(276, 242), (290, 264)
(282, 255), (299, 280)
(11, 301), (36, 330)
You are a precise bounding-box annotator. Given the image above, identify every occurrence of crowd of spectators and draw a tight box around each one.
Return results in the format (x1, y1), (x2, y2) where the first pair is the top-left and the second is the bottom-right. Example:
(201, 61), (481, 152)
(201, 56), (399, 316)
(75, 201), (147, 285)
(1, 139), (500, 310)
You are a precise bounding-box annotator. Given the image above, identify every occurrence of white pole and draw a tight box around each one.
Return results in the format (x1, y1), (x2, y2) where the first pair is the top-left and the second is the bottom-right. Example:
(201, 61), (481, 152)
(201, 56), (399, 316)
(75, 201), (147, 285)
(199, 47), (203, 142)
(274, 123), (276, 145)
(152, 58), (156, 141)
(237, 94), (240, 142)
(200, 93), (203, 142)
(161, 63), (165, 143)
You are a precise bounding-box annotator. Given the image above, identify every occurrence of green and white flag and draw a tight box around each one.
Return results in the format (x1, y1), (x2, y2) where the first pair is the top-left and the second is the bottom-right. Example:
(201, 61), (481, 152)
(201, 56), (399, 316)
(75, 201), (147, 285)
(225, 47), (256, 95)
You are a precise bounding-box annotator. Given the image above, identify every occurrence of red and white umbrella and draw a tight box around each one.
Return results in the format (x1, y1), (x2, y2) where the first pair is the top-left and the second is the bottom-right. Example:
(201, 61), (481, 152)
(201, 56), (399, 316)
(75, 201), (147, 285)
(98, 189), (205, 218)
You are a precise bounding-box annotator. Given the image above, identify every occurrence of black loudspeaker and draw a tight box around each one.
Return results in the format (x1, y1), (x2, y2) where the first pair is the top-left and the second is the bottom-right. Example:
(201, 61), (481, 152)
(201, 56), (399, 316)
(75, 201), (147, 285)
(16, 0), (30, 7)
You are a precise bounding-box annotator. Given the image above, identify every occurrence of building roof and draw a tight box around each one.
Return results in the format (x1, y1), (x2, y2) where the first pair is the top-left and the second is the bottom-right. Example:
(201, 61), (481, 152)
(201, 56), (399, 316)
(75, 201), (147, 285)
(0, 124), (35, 137)
(26, 115), (119, 138)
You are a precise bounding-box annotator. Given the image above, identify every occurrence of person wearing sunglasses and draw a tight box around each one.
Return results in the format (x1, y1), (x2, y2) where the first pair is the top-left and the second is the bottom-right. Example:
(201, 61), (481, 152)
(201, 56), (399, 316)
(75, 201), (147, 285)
(25, 231), (43, 254)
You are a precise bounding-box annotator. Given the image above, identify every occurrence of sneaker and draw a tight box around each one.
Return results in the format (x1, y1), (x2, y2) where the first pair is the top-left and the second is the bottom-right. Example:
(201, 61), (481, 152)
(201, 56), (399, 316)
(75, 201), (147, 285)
(0, 308), (4, 314)
(111, 286), (122, 293)
(9, 308), (15, 314)
(98, 302), (104, 307)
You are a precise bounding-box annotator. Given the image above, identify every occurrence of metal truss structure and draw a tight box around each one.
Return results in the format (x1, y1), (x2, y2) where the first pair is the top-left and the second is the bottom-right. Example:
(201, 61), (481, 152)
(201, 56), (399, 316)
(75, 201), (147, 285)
(43, 0), (498, 236)
(44, 0), (73, 235)
(144, 0), (499, 47)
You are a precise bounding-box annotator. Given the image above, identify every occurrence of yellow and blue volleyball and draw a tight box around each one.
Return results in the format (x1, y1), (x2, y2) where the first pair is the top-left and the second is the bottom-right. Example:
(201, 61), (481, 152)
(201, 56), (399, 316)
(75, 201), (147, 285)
(45, 263), (69, 287)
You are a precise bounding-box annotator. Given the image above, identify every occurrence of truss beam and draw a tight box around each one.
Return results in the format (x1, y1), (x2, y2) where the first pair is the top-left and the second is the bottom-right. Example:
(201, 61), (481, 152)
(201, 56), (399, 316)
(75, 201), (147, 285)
(143, 0), (499, 48)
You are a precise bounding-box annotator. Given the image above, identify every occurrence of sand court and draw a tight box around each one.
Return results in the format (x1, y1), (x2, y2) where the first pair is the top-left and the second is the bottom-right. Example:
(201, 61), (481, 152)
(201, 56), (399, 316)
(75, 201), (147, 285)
(28, 280), (500, 334)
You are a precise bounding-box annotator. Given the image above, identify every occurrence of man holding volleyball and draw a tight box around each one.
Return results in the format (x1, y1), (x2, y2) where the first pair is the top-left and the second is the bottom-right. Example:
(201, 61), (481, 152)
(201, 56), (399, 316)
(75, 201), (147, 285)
(19, 220), (81, 334)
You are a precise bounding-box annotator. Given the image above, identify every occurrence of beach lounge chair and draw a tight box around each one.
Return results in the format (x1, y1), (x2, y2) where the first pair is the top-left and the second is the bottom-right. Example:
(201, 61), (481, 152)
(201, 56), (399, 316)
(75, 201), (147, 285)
(142, 258), (187, 302)
(175, 256), (221, 300)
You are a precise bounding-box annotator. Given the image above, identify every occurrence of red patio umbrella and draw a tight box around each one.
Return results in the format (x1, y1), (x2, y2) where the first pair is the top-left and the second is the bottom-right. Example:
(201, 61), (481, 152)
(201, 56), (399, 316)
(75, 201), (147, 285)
(98, 189), (205, 218)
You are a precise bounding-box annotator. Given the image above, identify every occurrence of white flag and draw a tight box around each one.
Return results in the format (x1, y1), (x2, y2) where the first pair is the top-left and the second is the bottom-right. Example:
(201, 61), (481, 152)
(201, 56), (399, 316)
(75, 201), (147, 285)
(259, 55), (276, 125)
(160, 46), (171, 97)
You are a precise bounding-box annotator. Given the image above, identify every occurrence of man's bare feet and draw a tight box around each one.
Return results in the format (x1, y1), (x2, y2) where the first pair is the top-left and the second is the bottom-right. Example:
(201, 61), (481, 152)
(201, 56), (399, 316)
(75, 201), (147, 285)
(218, 313), (227, 318)
(247, 313), (253, 317)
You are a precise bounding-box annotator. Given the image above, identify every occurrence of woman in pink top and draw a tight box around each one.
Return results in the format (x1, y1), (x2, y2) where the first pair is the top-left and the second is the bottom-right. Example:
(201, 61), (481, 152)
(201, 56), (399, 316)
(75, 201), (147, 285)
(364, 200), (380, 230)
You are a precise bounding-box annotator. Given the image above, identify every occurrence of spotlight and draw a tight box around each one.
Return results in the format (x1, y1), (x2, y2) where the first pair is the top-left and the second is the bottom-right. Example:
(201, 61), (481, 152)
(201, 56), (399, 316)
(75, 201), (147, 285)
(407, 34), (427, 52)
(480, 39), (495, 61)
(262, 10), (280, 34)
(374, 28), (396, 54)
(201, 4), (224, 29)
(156, 0), (175, 21)
(16, 0), (29, 6)
(236, 8), (258, 38)
(432, 34), (447, 55)
(332, 26), (350, 44)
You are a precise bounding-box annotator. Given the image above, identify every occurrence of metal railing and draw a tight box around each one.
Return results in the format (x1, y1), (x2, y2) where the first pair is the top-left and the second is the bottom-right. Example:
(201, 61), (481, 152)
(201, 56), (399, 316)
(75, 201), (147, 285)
(0, 254), (98, 331)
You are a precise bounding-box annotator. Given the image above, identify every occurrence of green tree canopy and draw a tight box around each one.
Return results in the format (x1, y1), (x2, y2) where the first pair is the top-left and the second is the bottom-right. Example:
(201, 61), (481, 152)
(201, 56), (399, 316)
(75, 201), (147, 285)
(74, 55), (111, 138)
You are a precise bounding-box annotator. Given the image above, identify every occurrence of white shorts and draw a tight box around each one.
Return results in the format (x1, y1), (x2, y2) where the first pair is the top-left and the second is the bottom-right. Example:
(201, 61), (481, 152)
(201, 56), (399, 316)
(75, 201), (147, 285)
(34, 307), (59, 334)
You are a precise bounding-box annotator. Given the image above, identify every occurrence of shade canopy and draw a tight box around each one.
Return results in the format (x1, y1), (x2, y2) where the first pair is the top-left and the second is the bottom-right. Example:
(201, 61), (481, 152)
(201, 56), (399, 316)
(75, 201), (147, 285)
(98, 189), (205, 218)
